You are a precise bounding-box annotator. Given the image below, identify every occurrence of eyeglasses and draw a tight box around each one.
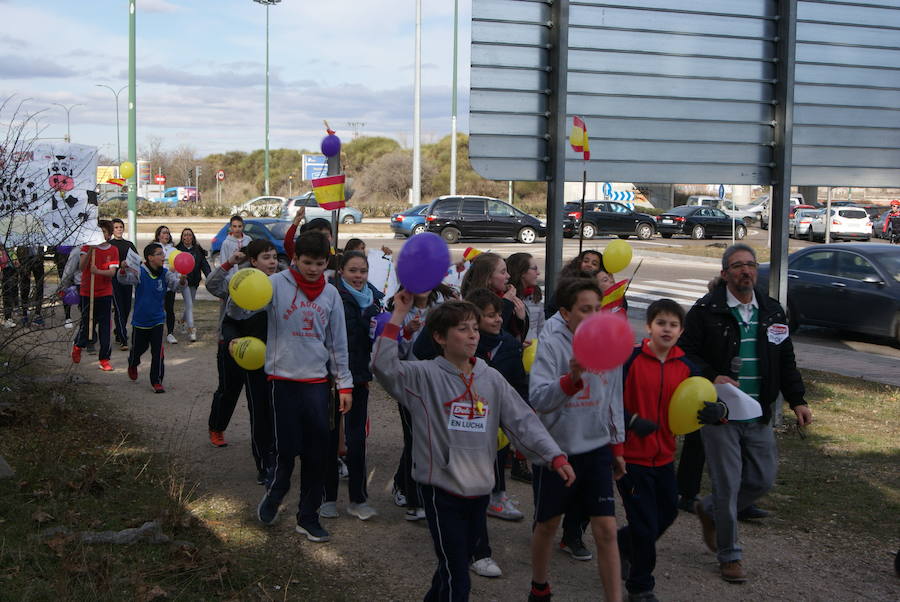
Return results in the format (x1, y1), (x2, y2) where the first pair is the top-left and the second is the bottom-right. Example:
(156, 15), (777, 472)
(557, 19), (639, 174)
(727, 261), (758, 271)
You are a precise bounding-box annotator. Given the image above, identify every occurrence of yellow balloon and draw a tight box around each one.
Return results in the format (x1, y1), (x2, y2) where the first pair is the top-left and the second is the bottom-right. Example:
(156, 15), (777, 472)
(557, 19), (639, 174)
(668, 376), (718, 435)
(119, 161), (135, 179)
(167, 250), (181, 266)
(230, 336), (266, 370)
(603, 239), (633, 274)
(228, 267), (273, 311)
(522, 339), (538, 373)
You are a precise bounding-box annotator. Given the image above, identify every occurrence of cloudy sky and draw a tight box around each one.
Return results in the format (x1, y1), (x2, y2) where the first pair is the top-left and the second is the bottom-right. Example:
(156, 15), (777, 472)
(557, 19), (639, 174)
(0, 0), (473, 158)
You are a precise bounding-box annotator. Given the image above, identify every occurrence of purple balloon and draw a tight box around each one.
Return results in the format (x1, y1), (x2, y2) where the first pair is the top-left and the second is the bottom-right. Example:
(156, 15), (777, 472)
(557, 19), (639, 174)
(321, 134), (341, 157)
(63, 286), (79, 305)
(396, 232), (450, 294)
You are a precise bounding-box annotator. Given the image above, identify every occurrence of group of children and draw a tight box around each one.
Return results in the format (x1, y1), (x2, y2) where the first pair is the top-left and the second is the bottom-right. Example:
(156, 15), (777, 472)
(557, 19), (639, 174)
(57, 212), (724, 601)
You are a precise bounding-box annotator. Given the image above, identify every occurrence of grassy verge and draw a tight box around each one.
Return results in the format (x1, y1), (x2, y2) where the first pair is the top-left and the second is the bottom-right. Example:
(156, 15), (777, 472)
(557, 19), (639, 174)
(0, 375), (334, 600)
(765, 369), (899, 540)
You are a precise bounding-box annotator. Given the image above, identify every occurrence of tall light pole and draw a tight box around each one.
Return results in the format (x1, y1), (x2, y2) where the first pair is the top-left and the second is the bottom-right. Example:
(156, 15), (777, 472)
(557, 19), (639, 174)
(412, 0), (422, 205)
(253, 0), (281, 196)
(450, 0), (459, 196)
(127, 0), (137, 240)
(96, 84), (127, 162)
(51, 103), (84, 143)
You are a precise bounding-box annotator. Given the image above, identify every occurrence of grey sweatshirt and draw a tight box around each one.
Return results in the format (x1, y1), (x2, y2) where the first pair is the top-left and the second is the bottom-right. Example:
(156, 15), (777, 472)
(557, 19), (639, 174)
(529, 313), (625, 456)
(372, 323), (565, 496)
(228, 270), (352, 389)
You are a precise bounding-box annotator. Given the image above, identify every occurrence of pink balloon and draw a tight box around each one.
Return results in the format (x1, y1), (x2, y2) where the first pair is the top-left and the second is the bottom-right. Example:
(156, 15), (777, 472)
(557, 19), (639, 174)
(573, 312), (634, 373)
(173, 252), (195, 275)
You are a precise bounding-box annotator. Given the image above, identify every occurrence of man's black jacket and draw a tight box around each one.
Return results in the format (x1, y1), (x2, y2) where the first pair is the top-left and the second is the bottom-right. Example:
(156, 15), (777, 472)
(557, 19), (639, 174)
(678, 281), (806, 423)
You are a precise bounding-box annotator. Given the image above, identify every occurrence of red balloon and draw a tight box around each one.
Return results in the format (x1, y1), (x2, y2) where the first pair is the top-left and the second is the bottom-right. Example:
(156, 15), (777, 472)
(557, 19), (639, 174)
(573, 312), (634, 373)
(173, 252), (195, 275)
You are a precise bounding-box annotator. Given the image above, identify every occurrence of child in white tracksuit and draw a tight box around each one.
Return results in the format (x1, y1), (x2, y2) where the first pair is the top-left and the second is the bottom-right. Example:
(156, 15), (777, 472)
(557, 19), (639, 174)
(373, 292), (573, 601)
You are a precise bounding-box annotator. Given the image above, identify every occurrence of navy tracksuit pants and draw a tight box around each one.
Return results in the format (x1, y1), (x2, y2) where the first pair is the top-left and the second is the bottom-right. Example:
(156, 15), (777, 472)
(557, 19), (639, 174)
(245, 368), (274, 475)
(268, 380), (330, 525)
(129, 324), (165, 385)
(75, 295), (112, 360)
(325, 383), (370, 504)
(420, 484), (490, 602)
(616, 462), (679, 595)
(393, 403), (423, 508)
(208, 339), (245, 432)
(112, 278), (133, 345)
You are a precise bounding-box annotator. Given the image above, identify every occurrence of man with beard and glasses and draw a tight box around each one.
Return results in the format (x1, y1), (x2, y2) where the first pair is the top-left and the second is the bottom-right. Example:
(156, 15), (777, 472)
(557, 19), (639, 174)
(677, 243), (812, 584)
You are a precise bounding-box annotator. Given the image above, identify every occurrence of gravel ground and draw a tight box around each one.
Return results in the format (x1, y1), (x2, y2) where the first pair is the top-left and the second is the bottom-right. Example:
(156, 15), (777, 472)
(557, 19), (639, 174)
(48, 313), (898, 601)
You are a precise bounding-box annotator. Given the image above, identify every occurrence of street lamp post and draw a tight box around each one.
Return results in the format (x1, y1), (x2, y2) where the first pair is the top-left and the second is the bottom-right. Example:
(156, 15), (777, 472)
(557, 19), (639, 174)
(96, 84), (127, 162)
(412, 0), (422, 205)
(450, 0), (459, 196)
(253, 0), (281, 196)
(51, 102), (84, 143)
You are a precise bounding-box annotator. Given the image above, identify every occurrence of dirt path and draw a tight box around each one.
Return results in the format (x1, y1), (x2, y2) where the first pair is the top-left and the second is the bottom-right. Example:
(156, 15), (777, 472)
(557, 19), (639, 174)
(51, 302), (896, 601)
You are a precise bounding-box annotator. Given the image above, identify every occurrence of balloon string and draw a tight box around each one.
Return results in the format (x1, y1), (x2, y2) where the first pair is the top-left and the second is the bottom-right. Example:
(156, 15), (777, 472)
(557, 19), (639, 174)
(624, 258), (644, 295)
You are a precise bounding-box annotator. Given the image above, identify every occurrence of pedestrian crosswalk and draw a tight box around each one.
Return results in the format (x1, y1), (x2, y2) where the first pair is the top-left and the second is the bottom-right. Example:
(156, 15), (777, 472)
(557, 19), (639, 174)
(625, 278), (712, 311)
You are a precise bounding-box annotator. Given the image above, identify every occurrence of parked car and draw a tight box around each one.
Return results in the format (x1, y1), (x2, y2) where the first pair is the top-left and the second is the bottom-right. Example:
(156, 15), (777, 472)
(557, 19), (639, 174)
(872, 210), (900, 239)
(762, 202), (817, 230)
(759, 193), (808, 229)
(231, 196), (287, 217)
(424, 195), (546, 244)
(757, 244), (900, 343)
(655, 205), (747, 240)
(807, 206), (872, 242)
(281, 192), (363, 224)
(789, 208), (823, 238)
(684, 195), (757, 225)
(562, 200), (656, 240)
(390, 203), (429, 237)
(209, 218), (290, 268)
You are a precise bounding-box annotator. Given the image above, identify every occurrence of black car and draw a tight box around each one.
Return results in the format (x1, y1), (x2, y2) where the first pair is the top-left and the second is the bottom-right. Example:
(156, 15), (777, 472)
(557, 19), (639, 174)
(425, 196), (546, 244)
(758, 244), (900, 344)
(655, 205), (747, 240)
(562, 201), (656, 240)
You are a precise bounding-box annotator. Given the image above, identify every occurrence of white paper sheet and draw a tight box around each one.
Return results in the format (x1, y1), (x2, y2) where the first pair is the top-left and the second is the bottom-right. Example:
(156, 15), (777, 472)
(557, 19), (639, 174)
(714, 383), (762, 421)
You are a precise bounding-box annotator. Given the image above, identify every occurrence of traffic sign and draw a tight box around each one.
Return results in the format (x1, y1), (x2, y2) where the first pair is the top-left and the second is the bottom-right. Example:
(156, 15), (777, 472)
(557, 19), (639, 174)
(216, 169), (225, 181)
(602, 182), (612, 198)
(718, 184), (726, 199)
(154, 174), (166, 185)
(302, 154), (327, 181)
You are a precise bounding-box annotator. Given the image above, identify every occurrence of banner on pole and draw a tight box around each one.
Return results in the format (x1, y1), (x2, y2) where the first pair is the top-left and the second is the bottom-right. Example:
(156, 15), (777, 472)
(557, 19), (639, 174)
(1, 143), (104, 247)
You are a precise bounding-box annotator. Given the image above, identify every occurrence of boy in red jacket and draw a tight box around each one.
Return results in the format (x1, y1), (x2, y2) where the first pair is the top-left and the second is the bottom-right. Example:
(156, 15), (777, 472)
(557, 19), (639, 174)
(616, 299), (723, 600)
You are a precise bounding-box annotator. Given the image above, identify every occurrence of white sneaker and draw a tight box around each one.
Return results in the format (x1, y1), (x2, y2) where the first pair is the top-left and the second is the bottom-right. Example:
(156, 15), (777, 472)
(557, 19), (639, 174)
(64, 318), (73, 329)
(318, 501), (339, 519)
(2, 319), (16, 328)
(347, 502), (378, 521)
(404, 507), (426, 521)
(392, 486), (407, 507)
(189, 328), (197, 342)
(470, 557), (502, 578)
(337, 457), (348, 479)
(166, 333), (178, 344)
(486, 493), (524, 521)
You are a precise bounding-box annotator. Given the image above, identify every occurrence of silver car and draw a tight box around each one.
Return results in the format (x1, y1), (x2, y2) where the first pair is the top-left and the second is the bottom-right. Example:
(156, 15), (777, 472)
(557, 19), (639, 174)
(282, 192), (364, 224)
(789, 208), (822, 238)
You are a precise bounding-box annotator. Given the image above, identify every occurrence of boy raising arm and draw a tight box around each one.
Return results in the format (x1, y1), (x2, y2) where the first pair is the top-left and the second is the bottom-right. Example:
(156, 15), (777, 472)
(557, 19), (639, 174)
(373, 291), (573, 602)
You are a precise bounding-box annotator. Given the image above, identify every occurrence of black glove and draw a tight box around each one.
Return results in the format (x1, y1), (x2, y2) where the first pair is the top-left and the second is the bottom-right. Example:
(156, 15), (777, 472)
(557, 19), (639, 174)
(697, 401), (729, 425)
(628, 414), (659, 437)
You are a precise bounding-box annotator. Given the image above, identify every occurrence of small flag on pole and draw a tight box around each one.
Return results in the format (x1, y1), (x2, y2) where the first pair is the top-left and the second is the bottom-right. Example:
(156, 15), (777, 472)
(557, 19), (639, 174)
(601, 279), (628, 312)
(310, 175), (347, 210)
(106, 178), (126, 187)
(569, 116), (590, 161)
(462, 247), (482, 262)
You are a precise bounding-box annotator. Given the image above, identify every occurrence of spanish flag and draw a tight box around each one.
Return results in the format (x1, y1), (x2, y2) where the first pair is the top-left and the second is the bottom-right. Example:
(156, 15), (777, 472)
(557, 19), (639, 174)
(310, 175), (347, 211)
(463, 247), (482, 262)
(569, 116), (590, 161)
(602, 279), (628, 313)
(107, 178), (126, 187)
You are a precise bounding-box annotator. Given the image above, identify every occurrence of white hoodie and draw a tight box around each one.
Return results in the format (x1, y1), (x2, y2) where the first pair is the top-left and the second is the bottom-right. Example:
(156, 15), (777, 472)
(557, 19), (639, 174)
(529, 312), (625, 456)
